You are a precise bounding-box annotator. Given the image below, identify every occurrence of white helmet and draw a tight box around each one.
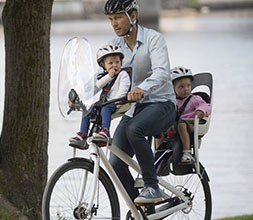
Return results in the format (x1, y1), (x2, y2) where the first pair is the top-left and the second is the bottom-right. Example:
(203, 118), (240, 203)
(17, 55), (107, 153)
(96, 44), (124, 67)
(171, 66), (193, 82)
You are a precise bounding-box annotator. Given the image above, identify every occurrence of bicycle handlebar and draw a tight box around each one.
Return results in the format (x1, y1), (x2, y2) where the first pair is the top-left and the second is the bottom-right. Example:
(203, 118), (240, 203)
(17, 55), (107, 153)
(67, 88), (129, 117)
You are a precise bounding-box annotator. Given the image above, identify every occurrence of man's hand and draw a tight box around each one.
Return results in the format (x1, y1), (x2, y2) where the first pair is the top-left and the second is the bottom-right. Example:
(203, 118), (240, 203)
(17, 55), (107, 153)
(127, 87), (144, 101)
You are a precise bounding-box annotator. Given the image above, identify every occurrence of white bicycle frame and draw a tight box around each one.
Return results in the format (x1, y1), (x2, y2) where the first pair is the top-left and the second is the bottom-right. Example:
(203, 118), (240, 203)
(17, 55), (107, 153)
(194, 116), (200, 175)
(74, 136), (192, 220)
(194, 114), (211, 176)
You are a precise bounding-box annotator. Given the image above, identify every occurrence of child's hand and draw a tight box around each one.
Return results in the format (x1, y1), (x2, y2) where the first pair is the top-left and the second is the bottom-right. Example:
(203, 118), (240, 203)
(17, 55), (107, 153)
(196, 110), (205, 119)
(116, 104), (122, 109)
(68, 100), (73, 107)
(115, 101), (122, 109)
(108, 69), (118, 77)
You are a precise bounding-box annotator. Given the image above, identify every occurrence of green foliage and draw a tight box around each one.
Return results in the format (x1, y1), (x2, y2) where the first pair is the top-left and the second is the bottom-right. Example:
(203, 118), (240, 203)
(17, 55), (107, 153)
(0, 207), (32, 220)
(216, 215), (253, 220)
(189, 0), (199, 8)
(0, 211), (19, 220)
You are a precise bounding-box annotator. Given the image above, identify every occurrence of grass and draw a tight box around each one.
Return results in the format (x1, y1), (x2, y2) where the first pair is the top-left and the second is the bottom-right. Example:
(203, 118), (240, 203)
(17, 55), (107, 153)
(0, 211), (20, 220)
(215, 215), (253, 220)
(0, 207), (31, 220)
(0, 213), (249, 220)
(0, 211), (252, 220)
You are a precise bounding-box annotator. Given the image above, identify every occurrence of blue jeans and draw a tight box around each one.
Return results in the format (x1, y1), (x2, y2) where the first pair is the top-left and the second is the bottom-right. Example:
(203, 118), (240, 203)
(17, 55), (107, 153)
(101, 102), (117, 129)
(109, 100), (176, 200)
(80, 102), (116, 133)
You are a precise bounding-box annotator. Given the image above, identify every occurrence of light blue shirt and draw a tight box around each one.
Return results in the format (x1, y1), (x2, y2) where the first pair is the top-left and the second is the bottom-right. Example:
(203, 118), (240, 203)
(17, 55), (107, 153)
(110, 25), (176, 116)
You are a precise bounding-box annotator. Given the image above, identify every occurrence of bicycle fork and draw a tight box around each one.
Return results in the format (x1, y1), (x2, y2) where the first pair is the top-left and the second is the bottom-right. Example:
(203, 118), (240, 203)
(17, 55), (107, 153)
(75, 144), (101, 218)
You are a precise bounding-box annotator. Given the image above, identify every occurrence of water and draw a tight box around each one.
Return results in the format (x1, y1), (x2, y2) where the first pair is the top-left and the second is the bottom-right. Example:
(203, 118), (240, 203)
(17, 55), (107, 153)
(1, 9), (253, 219)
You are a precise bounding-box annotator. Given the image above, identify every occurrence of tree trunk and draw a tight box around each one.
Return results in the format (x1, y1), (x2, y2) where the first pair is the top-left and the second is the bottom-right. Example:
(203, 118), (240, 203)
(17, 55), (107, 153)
(0, 0), (53, 219)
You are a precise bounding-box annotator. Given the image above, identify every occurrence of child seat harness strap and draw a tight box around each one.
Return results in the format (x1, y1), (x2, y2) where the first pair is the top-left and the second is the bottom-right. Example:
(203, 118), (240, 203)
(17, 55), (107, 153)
(99, 74), (119, 102)
(176, 95), (192, 121)
(98, 67), (131, 102)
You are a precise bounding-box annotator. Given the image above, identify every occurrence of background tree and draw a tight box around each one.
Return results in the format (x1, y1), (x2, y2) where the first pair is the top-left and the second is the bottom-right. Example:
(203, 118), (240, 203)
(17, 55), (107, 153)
(0, 0), (53, 219)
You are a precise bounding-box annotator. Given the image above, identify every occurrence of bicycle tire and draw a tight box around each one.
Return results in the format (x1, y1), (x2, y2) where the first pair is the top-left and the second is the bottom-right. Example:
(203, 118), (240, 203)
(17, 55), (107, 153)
(158, 163), (212, 220)
(42, 157), (120, 220)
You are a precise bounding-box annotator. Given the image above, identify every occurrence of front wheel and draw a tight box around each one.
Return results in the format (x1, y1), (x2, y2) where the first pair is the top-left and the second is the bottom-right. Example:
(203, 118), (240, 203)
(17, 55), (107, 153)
(42, 158), (120, 220)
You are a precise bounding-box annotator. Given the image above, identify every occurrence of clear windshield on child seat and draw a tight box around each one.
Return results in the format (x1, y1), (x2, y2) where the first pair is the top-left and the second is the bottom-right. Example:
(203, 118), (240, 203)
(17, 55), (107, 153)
(57, 37), (99, 120)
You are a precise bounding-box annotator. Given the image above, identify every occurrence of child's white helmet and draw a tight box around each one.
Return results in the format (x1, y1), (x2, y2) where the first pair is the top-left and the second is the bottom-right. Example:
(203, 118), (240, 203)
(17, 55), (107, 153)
(96, 44), (124, 67)
(171, 66), (193, 82)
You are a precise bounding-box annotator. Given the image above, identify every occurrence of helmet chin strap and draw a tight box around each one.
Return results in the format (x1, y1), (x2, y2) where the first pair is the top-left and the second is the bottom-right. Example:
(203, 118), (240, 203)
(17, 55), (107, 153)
(123, 12), (136, 37)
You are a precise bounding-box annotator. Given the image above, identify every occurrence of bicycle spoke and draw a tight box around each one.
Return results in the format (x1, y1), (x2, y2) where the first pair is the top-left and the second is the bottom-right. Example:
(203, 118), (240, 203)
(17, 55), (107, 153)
(42, 159), (120, 220)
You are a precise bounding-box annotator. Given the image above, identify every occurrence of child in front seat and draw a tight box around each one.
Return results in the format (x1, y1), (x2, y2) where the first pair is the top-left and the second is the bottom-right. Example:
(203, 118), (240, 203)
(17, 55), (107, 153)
(171, 67), (212, 163)
(69, 44), (131, 149)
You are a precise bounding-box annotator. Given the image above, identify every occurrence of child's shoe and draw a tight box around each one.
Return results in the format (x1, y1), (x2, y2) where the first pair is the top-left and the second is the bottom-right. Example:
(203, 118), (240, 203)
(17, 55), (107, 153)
(69, 132), (87, 142)
(98, 128), (110, 138)
(93, 128), (110, 142)
(69, 132), (88, 150)
(181, 151), (194, 163)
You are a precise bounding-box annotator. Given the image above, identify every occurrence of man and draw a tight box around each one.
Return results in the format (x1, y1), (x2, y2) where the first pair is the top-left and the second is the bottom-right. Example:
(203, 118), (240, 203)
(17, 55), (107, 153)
(105, 0), (176, 204)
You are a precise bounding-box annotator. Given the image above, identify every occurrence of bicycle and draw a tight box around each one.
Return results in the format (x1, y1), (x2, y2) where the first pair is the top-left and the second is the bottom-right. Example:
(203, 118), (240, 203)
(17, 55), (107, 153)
(42, 72), (213, 220)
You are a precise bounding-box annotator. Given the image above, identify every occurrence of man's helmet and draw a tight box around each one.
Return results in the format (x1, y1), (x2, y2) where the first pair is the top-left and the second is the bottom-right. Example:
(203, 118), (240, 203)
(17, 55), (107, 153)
(171, 66), (194, 82)
(104, 0), (139, 15)
(97, 44), (124, 67)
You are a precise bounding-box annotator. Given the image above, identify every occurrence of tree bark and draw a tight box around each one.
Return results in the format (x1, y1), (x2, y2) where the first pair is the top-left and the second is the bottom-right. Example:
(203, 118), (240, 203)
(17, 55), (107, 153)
(0, 0), (53, 219)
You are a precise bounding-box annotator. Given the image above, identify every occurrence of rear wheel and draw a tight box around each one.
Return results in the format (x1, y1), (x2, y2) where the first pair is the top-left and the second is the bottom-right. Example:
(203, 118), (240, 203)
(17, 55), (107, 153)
(159, 163), (212, 220)
(42, 158), (120, 219)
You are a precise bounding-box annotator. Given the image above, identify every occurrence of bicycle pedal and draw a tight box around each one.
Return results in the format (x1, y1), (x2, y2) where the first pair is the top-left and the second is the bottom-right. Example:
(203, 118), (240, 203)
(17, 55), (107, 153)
(134, 201), (156, 208)
(134, 178), (144, 188)
(135, 202), (142, 207)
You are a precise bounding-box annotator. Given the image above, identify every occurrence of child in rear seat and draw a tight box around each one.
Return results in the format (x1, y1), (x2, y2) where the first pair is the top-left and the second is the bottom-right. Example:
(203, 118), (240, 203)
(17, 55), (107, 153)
(69, 43), (131, 149)
(170, 66), (212, 163)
